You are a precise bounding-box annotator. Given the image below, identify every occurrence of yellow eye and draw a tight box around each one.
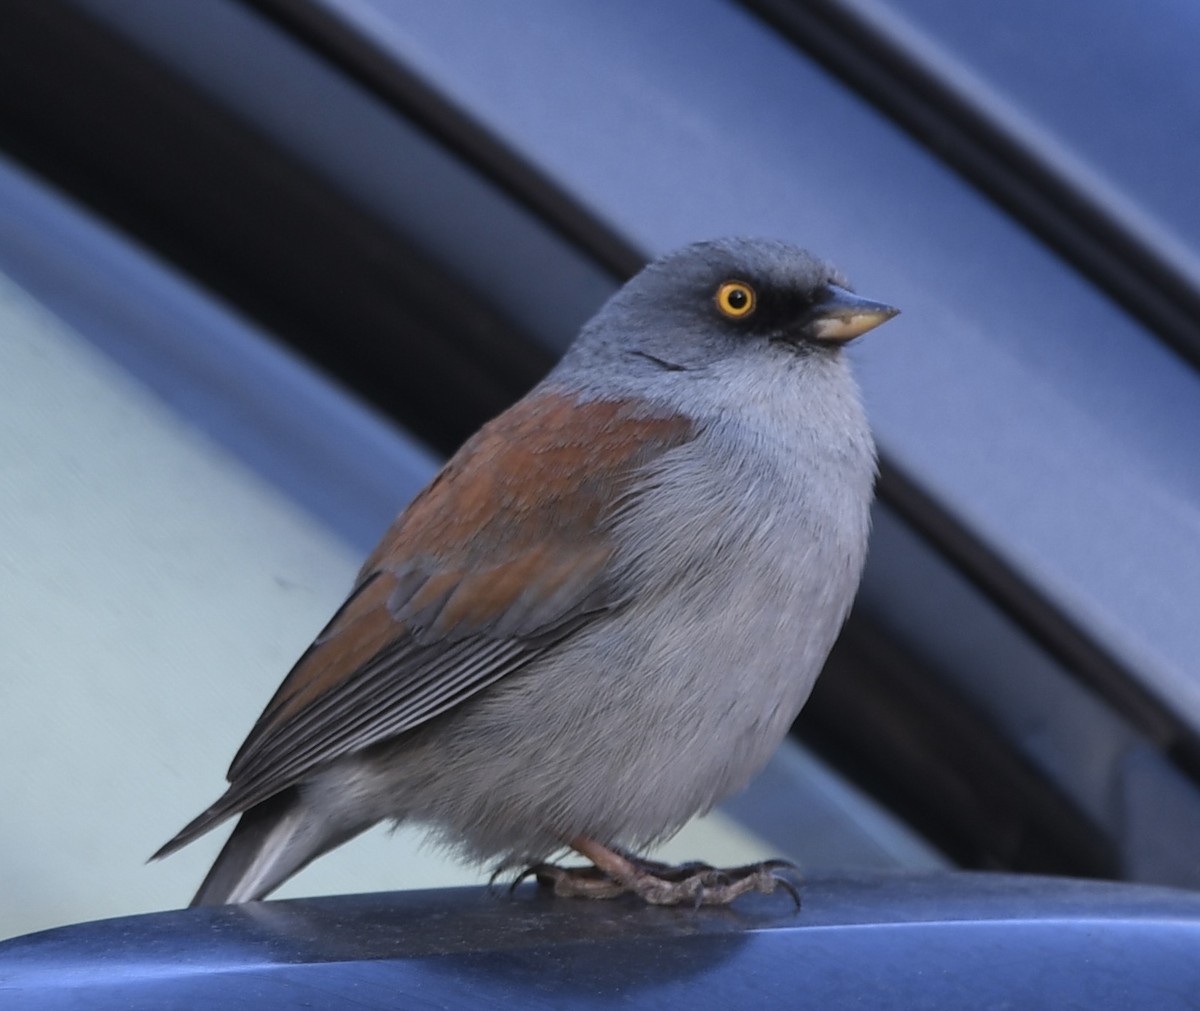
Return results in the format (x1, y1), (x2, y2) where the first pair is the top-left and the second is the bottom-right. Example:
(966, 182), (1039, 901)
(716, 280), (756, 319)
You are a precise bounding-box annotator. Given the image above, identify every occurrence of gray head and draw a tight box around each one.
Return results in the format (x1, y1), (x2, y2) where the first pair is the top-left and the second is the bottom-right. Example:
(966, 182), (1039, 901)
(556, 238), (898, 383)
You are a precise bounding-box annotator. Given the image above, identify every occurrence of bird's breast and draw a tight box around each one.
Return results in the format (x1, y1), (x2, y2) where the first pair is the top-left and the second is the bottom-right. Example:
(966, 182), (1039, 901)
(599, 379), (875, 745)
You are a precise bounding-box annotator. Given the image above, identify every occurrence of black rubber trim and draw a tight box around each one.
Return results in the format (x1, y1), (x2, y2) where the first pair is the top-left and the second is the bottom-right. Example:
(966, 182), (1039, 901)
(243, 0), (646, 283)
(878, 461), (1200, 781)
(739, 0), (1200, 374)
(803, 607), (1120, 876)
(0, 0), (549, 454)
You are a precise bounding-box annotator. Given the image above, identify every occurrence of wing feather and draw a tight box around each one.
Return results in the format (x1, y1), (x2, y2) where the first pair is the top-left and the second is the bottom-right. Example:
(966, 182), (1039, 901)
(155, 392), (695, 856)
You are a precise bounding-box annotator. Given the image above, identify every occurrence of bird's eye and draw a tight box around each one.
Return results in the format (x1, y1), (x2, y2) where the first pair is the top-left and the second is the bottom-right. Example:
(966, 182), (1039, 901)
(715, 281), (756, 319)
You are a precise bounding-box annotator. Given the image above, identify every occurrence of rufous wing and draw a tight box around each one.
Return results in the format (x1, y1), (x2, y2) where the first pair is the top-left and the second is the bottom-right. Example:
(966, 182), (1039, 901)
(154, 392), (695, 857)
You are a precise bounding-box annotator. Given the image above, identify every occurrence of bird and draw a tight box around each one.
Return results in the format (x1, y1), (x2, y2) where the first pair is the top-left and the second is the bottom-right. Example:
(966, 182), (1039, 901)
(153, 237), (898, 907)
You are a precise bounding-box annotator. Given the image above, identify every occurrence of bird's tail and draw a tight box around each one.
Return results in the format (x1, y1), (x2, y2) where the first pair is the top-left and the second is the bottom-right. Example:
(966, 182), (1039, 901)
(188, 789), (371, 906)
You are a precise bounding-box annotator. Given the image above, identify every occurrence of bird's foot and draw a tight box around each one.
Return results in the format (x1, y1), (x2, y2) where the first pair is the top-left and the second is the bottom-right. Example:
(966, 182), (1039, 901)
(517, 837), (801, 907)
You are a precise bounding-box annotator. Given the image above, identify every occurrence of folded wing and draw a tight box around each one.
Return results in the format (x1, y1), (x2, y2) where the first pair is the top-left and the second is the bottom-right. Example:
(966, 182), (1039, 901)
(155, 392), (695, 857)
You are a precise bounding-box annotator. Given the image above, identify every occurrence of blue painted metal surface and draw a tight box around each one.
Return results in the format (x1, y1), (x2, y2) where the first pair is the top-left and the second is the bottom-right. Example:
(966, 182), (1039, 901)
(4, 875), (1200, 1009)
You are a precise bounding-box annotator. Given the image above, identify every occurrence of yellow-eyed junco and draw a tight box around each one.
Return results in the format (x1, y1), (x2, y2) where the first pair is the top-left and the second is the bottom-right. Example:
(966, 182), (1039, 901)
(154, 237), (898, 906)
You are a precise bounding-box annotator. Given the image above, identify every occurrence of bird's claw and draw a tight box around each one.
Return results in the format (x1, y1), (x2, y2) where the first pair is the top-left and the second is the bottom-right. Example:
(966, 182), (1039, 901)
(526, 862), (629, 898)
(518, 856), (802, 907)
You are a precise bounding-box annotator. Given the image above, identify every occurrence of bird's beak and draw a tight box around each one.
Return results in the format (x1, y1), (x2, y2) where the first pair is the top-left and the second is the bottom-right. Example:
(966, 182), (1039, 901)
(802, 284), (899, 343)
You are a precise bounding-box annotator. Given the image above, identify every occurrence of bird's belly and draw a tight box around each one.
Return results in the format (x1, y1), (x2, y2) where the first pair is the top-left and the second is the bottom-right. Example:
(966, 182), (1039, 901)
(370, 508), (862, 864)
(541, 545), (851, 841)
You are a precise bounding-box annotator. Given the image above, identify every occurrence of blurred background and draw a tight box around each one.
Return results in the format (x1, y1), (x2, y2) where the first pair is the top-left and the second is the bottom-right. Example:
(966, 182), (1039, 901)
(3, 0), (1200, 939)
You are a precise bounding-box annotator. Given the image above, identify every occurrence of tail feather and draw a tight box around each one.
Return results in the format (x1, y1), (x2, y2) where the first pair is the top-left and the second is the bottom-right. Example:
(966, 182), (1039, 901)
(151, 793), (243, 864)
(187, 789), (370, 906)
